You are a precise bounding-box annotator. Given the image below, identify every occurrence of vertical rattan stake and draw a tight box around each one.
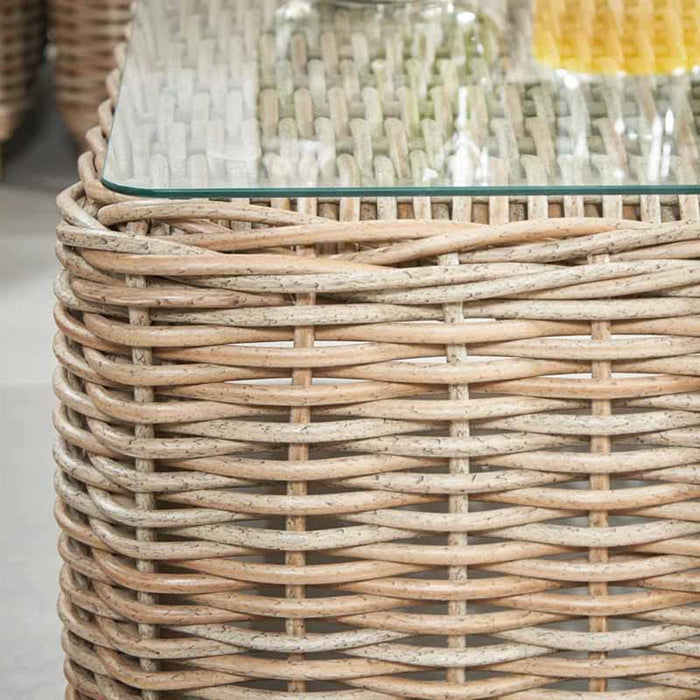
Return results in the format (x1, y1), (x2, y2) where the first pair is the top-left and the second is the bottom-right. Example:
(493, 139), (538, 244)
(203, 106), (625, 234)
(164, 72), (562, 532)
(438, 195), (473, 686)
(125, 220), (159, 700)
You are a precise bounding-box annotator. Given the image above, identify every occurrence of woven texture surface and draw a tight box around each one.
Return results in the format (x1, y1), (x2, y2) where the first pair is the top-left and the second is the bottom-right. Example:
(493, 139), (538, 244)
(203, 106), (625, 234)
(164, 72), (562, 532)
(0, 0), (45, 144)
(53, 74), (700, 698)
(50, 0), (131, 143)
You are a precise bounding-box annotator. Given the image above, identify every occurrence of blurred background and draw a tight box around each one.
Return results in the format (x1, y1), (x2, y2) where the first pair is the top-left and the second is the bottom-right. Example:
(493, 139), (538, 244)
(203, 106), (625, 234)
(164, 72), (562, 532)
(1, 0), (130, 692)
(1, 63), (86, 698)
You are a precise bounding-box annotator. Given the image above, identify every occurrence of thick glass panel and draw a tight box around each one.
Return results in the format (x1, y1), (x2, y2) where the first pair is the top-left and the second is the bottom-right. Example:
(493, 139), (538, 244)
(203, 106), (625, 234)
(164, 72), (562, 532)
(102, 0), (700, 197)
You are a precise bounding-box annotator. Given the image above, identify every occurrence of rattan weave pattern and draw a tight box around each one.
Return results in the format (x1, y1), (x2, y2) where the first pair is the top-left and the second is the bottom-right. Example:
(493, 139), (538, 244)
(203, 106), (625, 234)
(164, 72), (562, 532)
(0, 0), (45, 166)
(50, 0), (131, 143)
(54, 70), (700, 700)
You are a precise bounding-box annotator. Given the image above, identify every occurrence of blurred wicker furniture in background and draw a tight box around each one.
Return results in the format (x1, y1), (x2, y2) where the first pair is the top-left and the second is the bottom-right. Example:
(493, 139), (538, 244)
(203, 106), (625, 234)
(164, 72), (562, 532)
(50, 0), (131, 143)
(0, 0), (45, 175)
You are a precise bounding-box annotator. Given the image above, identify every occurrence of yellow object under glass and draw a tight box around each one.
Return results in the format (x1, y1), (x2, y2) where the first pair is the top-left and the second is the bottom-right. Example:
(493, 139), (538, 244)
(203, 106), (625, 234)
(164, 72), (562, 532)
(534, 0), (700, 75)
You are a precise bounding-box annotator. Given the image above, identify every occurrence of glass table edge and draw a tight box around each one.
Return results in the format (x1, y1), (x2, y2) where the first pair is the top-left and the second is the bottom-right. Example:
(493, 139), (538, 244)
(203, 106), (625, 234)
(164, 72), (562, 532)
(100, 176), (700, 200)
(101, 1), (700, 200)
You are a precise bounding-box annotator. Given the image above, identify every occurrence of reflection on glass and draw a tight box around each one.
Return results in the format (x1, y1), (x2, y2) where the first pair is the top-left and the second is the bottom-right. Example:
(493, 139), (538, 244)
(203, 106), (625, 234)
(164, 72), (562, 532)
(102, 0), (700, 196)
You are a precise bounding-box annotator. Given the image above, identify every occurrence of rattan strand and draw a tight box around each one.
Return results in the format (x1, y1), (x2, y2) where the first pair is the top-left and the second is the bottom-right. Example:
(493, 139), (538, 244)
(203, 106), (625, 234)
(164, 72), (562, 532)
(0, 0), (44, 172)
(54, 48), (700, 700)
(49, 0), (131, 144)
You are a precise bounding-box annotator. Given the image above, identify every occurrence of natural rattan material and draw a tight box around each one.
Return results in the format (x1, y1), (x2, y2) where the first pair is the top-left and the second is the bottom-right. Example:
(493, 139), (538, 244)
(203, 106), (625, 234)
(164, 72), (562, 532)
(50, 0), (131, 144)
(0, 0), (45, 172)
(54, 66), (700, 700)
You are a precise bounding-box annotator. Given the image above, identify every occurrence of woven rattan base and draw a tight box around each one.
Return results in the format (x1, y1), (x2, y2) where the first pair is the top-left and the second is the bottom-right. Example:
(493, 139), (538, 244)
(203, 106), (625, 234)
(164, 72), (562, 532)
(54, 77), (700, 700)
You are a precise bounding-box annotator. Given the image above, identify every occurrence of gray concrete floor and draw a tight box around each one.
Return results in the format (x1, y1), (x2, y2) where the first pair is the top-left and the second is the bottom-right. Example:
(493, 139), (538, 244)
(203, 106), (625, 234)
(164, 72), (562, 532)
(1, 66), (80, 697)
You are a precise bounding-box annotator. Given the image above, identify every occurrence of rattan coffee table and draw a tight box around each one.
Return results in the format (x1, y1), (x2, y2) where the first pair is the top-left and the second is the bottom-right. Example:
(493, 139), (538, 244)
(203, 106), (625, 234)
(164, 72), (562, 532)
(55, 1), (700, 698)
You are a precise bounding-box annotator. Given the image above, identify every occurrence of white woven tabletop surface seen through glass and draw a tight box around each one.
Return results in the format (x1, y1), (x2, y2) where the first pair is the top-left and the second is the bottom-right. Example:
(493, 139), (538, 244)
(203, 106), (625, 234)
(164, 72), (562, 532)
(102, 0), (700, 197)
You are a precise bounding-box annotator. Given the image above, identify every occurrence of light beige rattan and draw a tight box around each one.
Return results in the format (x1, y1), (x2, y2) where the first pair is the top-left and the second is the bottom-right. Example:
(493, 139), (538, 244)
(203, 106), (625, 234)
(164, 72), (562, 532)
(50, 0), (131, 144)
(54, 47), (700, 700)
(0, 0), (45, 174)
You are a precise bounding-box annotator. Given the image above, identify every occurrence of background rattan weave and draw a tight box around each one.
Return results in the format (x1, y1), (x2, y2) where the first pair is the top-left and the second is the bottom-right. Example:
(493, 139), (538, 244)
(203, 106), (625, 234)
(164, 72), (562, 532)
(53, 72), (700, 697)
(50, 0), (131, 144)
(0, 0), (45, 169)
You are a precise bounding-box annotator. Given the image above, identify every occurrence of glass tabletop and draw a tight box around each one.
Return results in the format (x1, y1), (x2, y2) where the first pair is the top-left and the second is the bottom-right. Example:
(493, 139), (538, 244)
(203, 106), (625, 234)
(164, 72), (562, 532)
(102, 0), (700, 198)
